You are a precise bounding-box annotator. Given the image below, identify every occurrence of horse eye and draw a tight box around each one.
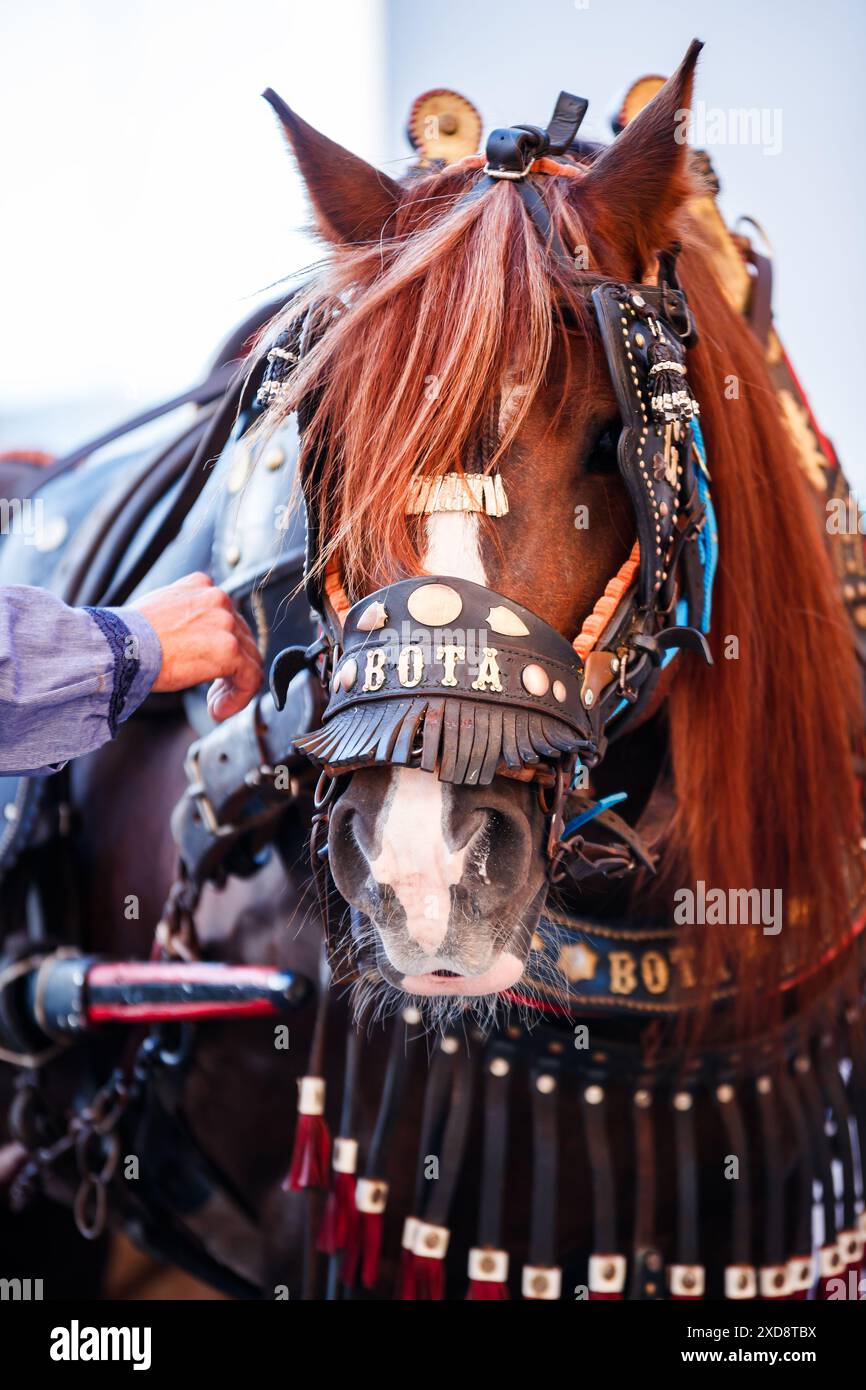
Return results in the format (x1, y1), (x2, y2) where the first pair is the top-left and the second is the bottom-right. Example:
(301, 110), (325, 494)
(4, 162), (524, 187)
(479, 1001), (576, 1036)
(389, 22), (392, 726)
(583, 422), (620, 475)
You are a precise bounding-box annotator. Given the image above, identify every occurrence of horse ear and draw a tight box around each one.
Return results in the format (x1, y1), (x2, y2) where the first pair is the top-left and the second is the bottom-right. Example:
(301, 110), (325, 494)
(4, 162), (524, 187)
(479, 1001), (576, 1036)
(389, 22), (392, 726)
(263, 88), (402, 245)
(579, 39), (703, 273)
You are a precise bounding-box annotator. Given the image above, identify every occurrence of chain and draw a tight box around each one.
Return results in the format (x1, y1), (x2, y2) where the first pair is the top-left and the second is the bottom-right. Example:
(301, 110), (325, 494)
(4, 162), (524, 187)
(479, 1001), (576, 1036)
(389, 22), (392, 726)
(154, 867), (202, 961)
(8, 1031), (163, 1241)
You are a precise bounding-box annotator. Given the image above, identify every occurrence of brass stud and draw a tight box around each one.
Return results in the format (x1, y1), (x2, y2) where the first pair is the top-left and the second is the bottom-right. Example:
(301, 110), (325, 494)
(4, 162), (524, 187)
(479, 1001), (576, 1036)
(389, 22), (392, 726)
(521, 663), (550, 697)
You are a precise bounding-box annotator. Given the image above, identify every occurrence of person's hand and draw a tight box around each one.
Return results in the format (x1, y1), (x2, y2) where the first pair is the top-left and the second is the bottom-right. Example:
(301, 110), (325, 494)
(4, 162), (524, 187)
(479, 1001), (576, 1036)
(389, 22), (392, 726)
(129, 573), (263, 721)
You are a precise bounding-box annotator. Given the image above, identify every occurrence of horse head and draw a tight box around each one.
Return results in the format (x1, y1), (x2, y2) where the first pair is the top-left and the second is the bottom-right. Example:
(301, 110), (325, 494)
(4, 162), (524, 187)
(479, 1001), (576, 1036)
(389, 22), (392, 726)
(260, 41), (861, 1020)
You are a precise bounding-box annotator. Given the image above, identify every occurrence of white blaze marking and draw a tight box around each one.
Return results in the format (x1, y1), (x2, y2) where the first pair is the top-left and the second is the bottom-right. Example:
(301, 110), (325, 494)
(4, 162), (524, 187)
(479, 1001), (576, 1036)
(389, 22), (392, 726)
(423, 513), (486, 585)
(368, 512), (488, 949)
(369, 768), (468, 953)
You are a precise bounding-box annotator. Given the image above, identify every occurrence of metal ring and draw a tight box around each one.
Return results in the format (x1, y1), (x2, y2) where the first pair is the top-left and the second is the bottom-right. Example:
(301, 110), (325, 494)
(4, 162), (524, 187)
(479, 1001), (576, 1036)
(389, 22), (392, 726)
(313, 770), (338, 810)
(76, 1127), (120, 1185)
(537, 763), (564, 816)
(73, 1175), (108, 1241)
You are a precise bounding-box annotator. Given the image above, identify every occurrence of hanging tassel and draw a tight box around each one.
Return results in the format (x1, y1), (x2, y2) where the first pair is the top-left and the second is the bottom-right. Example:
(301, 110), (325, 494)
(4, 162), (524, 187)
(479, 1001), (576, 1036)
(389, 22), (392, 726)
(343, 1008), (417, 1291)
(409, 1040), (474, 1302)
(321, 1027), (363, 1276)
(669, 1088), (704, 1299)
(318, 1138), (358, 1255)
(647, 340), (699, 427)
(355, 1178), (389, 1290)
(630, 1085), (661, 1300)
(776, 1065), (817, 1301)
(714, 1077), (756, 1302)
(818, 1028), (861, 1295)
(467, 1050), (513, 1301)
(756, 1073), (792, 1300)
(581, 1080), (625, 1300)
(412, 1221), (450, 1300)
(396, 1217), (419, 1300)
(794, 1053), (840, 1301)
(466, 1248), (510, 1300)
(284, 1076), (331, 1192)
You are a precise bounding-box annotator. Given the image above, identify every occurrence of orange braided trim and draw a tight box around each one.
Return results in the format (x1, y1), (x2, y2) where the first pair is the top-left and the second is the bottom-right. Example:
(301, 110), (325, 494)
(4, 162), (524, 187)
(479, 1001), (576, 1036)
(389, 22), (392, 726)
(573, 542), (640, 662)
(324, 564), (351, 629)
(451, 155), (585, 181)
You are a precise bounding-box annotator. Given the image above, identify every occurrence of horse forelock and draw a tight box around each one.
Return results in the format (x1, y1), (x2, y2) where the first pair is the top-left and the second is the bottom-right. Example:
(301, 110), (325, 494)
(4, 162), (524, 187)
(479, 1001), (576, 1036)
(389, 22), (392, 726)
(255, 164), (602, 598)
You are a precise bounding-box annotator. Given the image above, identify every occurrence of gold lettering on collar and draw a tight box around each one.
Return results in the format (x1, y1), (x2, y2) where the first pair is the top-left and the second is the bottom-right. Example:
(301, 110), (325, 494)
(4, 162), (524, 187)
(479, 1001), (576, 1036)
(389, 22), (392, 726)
(640, 950), (670, 995)
(669, 946), (697, 990)
(437, 644), (465, 687)
(471, 647), (503, 692)
(397, 644), (425, 688)
(362, 649), (387, 692)
(609, 951), (638, 995)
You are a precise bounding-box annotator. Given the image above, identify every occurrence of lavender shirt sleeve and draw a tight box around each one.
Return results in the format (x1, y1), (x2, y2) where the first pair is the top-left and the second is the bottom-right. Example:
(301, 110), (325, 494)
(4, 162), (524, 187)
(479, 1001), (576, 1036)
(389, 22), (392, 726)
(0, 585), (163, 776)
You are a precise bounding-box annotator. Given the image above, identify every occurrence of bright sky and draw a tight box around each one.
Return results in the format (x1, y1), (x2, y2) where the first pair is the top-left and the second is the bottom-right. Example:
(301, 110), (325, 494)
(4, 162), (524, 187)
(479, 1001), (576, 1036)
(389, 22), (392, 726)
(0, 0), (385, 432)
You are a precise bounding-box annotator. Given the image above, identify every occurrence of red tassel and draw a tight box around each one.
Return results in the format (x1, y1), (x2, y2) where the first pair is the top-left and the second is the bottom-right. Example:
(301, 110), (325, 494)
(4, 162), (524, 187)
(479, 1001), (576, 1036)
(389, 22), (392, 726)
(413, 1255), (446, 1300)
(397, 1248), (417, 1299)
(318, 1170), (357, 1254)
(467, 1279), (509, 1300)
(360, 1210), (385, 1289)
(284, 1113), (331, 1192)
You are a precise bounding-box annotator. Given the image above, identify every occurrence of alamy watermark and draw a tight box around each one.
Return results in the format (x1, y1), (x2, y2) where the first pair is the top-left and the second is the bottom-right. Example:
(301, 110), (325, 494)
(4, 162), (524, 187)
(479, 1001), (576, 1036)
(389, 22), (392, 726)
(0, 496), (46, 546)
(675, 103), (783, 157)
(673, 880), (783, 936)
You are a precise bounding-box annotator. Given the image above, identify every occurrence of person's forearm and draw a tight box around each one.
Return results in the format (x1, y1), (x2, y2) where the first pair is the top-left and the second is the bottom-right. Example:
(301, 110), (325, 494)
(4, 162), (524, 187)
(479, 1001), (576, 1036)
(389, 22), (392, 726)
(0, 585), (162, 775)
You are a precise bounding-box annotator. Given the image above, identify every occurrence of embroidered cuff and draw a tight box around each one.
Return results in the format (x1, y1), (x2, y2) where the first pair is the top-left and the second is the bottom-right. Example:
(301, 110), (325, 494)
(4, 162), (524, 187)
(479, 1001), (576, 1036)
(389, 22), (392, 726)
(82, 606), (161, 737)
